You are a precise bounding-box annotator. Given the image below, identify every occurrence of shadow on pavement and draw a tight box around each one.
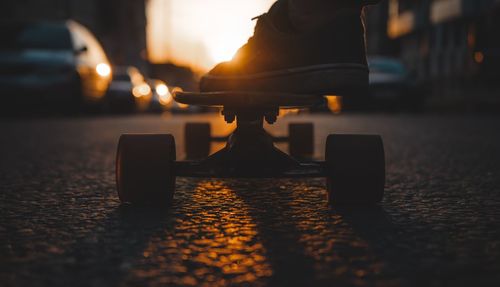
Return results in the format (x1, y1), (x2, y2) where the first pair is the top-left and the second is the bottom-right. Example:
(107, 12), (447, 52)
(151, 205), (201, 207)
(227, 180), (439, 286)
(32, 205), (175, 287)
(227, 180), (317, 287)
(331, 205), (453, 286)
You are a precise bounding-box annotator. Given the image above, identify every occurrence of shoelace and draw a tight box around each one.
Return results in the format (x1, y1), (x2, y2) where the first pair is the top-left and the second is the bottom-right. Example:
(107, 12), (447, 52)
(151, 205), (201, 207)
(251, 14), (265, 21)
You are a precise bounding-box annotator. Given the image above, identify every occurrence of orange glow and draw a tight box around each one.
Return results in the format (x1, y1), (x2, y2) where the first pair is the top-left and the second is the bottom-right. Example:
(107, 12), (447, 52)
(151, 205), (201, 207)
(129, 67), (145, 85)
(467, 26), (476, 48)
(132, 180), (272, 285)
(158, 92), (173, 106)
(278, 109), (300, 117)
(171, 86), (189, 108)
(388, 11), (415, 39)
(474, 51), (484, 64)
(156, 83), (173, 105)
(132, 83), (152, 98)
(325, 96), (342, 113)
(146, 0), (274, 71)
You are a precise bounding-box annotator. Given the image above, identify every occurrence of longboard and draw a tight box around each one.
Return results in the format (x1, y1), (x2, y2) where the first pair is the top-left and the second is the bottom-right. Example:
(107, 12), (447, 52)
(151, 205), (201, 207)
(173, 91), (325, 109)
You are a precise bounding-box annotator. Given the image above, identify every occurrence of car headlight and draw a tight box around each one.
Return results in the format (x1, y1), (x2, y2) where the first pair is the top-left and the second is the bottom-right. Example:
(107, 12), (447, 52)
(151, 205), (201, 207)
(156, 83), (168, 96)
(132, 83), (151, 98)
(96, 63), (111, 77)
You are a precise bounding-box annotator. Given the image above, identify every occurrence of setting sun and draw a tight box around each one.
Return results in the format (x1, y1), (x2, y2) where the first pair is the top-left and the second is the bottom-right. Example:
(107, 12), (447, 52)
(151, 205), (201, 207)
(208, 32), (245, 64)
(147, 0), (274, 71)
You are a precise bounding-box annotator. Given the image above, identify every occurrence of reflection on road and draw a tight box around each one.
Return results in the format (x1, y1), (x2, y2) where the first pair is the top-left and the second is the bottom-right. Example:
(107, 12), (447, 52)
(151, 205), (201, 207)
(128, 180), (272, 286)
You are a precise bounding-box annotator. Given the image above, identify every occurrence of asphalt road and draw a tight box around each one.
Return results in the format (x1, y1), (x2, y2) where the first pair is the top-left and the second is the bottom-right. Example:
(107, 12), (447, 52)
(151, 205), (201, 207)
(1, 113), (500, 287)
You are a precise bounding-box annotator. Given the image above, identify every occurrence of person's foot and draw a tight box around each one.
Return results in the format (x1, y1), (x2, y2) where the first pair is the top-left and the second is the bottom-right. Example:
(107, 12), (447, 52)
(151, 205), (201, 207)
(200, 1), (371, 96)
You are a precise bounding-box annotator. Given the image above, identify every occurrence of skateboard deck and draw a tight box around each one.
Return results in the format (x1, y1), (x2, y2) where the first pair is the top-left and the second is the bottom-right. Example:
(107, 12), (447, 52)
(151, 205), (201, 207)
(173, 91), (325, 108)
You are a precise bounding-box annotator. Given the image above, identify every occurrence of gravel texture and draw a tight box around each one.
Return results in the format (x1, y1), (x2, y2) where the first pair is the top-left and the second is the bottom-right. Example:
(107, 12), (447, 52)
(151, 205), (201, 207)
(1, 114), (500, 287)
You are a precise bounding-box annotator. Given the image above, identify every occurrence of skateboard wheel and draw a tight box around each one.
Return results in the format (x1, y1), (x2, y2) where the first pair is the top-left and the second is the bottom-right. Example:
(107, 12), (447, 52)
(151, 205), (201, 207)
(185, 123), (211, 159)
(116, 134), (176, 207)
(289, 123), (314, 158)
(325, 134), (385, 205)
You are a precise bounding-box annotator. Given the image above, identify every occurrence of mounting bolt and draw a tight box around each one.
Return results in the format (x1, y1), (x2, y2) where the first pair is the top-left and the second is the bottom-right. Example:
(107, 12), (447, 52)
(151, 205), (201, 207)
(222, 110), (236, 123)
(225, 114), (235, 123)
(265, 113), (277, 124)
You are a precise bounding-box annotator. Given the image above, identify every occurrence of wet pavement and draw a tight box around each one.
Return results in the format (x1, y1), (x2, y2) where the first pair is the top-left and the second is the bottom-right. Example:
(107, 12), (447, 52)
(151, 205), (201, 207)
(1, 113), (500, 287)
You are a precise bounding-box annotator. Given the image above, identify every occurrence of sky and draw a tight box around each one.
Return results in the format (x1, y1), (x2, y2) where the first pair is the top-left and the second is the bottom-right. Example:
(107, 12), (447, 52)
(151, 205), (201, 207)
(147, 0), (275, 71)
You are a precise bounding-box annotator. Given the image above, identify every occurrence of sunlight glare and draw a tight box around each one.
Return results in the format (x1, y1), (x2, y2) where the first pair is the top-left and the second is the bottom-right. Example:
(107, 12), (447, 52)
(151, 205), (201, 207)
(147, 0), (274, 71)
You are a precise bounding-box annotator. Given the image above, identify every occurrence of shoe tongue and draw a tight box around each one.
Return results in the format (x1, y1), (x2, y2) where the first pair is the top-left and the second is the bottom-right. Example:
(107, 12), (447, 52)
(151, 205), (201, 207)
(266, 0), (296, 32)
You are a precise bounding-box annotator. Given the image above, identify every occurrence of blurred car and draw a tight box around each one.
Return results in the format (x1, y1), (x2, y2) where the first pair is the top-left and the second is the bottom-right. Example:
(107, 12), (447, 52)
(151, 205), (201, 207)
(106, 66), (152, 112)
(0, 20), (112, 111)
(146, 82), (204, 113)
(147, 79), (173, 112)
(311, 57), (424, 113)
(367, 56), (423, 111)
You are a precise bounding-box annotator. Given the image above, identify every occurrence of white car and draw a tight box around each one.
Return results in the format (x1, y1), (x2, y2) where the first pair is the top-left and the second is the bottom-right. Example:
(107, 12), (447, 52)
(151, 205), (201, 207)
(0, 20), (112, 111)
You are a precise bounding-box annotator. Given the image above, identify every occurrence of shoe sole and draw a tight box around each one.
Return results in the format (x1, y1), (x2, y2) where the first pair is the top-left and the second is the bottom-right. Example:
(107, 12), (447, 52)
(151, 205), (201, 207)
(200, 63), (369, 96)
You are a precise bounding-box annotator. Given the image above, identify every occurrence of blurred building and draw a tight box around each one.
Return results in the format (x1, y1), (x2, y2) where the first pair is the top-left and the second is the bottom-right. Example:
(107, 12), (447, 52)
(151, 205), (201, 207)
(0, 0), (148, 72)
(365, 1), (398, 56)
(368, 0), (500, 109)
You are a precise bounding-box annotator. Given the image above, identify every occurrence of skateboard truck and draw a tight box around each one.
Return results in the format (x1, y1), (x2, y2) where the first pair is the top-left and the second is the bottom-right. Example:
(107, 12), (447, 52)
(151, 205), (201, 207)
(115, 91), (385, 207)
(222, 107), (278, 124)
(177, 108), (319, 178)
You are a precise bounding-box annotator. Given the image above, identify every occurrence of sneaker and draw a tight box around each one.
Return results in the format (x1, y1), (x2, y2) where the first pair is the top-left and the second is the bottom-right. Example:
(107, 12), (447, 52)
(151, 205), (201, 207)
(200, 1), (371, 96)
